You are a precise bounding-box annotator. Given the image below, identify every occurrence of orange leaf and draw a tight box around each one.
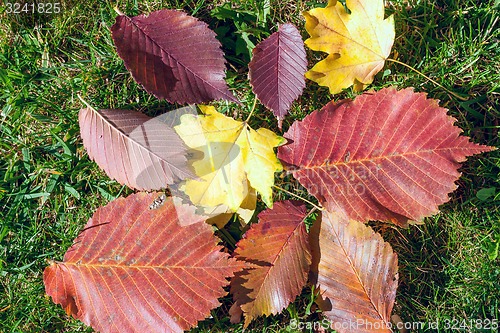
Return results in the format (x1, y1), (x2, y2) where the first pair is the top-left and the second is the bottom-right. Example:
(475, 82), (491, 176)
(310, 211), (398, 333)
(44, 193), (243, 333)
(230, 201), (312, 327)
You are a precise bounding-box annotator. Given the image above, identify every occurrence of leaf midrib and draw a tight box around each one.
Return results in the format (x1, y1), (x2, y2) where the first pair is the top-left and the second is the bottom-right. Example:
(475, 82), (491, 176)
(243, 217), (309, 306)
(90, 108), (191, 177)
(298, 147), (470, 171)
(64, 262), (233, 270)
(327, 217), (392, 329)
(127, 15), (233, 99)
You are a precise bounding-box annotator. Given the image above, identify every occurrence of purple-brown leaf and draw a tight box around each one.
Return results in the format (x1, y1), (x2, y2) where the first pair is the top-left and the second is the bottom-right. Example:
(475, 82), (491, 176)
(249, 23), (307, 128)
(111, 9), (237, 104)
(79, 108), (194, 190)
(44, 193), (244, 333)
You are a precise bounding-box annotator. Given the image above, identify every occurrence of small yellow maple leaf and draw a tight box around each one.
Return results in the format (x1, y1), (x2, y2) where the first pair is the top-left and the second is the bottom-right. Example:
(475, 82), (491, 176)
(304, 0), (395, 94)
(174, 106), (285, 211)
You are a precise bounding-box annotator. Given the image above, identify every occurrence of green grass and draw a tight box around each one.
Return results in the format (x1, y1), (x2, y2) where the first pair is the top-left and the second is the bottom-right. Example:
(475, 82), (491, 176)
(1, 0), (499, 332)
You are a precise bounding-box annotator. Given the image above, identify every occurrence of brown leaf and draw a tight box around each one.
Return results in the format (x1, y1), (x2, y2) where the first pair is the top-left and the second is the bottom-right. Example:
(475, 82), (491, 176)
(230, 200), (312, 327)
(79, 108), (194, 190)
(278, 87), (495, 226)
(44, 193), (243, 333)
(249, 23), (307, 128)
(111, 9), (237, 104)
(310, 211), (398, 333)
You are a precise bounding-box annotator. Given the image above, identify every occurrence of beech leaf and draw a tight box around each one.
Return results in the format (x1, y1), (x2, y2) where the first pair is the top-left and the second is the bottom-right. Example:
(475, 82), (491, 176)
(111, 9), (237, 104)
(249, 23), (307, 128)
(278, 87), (495, 226)
(174, 105), (285, 211)
(43, 193), (243, 333)
(310, 211), (398, 332)
(304, 0), (395, 94)
(229, 200), (311, 327)
(79, 108), (194, 190)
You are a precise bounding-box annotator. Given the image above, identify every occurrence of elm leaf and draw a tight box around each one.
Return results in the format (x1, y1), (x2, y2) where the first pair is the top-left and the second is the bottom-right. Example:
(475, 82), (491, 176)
(249, 23), (307, 128)
(310, 211), (398, 333)
(79, 107), (194, 191)
(229, 201), (311, 327)
(44, 193), (243, 333)
(111, 9), (238, 104)
(278, 87), (495, 226)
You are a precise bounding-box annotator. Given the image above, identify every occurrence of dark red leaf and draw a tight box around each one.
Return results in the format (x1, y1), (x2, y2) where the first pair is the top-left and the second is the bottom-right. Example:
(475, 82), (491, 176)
(44, 193), (243, 333)
(310, 211), (398, 333)
(111, 10), (238, 104)
(79, 108), (194, 190)
(278, 87), (495, 226)
(249, 23), (307, 128)
(229, 200), (311, 326)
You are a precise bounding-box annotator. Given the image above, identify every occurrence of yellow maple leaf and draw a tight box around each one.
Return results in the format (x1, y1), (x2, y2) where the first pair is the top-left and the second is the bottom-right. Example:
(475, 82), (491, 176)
(174, 106), (285, 211)
(304, 0), (395, 94)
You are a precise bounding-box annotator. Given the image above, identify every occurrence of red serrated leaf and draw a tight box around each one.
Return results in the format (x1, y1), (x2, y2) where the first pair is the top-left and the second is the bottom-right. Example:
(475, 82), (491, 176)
(111, 10), (238, 104)
(310, 211), (398, 333)
(229, 200), (311, 327)
(249, 23), (307, 128)
(79, 108), (194, 190)
(44, 193), (243, 333)
(278, 87), (495, 226)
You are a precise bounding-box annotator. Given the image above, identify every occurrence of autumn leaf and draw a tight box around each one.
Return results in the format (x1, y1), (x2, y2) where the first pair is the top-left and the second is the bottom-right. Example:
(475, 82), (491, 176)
(310, 211), (398, 333)
(229, 201), (311, 327)
(249, 23), (307, 128)
(278, 87), (495, 226)
(204, 185), (257, 228)
(174, 105), (285, 211)
(43, 193), (243, 333)
(111, 9), (237, 104)
(303, 0), (395, 94)
(79, 108), (194, 190)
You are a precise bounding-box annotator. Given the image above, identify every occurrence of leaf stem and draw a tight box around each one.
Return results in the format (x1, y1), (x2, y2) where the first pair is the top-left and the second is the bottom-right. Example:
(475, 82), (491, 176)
(77, 94), (97, 112)
(386, 58), (468, 101)
(114, 6), (125, 16)
(273, 185), (323, 211)
(245, 95), (259, 123)
(216, 224), (238, 250)
(304, 206), (318, 222)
